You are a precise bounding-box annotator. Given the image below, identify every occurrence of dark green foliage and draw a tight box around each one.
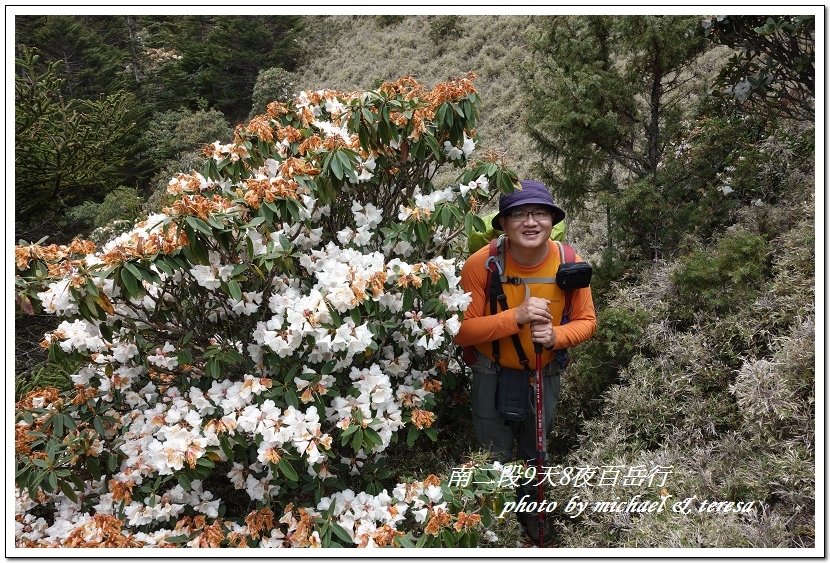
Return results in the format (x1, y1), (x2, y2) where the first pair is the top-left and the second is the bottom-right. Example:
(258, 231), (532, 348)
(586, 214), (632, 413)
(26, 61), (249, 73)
(526, 15), (708, 272)
(249, 66), (296, 117)
(135, 108), (231, 185)
(15, 15), (130, 99)
(526, 16), (706, 204)
(671, 229), (769, 324)
(15, 361), (75, 400)
(15, 46), (138, 243)
(429, 16), (461, 44)
(704, 15), (814, 121)
(552, 221), (813, 546)
(94, 187), (146, 230)
(142, 16), (305, 122)
(376, 15), (406, 27)
(610, 179), (667, 262)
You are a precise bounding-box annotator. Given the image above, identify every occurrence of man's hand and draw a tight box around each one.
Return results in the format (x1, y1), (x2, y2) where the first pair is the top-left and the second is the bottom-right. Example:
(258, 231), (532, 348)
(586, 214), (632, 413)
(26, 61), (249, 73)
(514, 296), (551, 326)
(530, 321), (556, 349)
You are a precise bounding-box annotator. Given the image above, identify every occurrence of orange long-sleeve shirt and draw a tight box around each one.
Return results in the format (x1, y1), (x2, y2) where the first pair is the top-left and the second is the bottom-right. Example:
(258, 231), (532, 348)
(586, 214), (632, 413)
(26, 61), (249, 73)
(454, 239), (597, 370)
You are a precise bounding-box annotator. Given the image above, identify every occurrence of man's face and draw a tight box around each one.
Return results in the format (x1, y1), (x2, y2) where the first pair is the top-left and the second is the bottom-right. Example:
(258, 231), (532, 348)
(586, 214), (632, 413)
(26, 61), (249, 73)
(499, 205), (554, 253)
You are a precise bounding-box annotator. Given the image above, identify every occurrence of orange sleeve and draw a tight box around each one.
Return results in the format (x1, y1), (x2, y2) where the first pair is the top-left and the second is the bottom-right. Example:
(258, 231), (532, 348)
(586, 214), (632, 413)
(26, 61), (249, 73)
(453, 249), (521, 347)
(550, 253), (597, 349)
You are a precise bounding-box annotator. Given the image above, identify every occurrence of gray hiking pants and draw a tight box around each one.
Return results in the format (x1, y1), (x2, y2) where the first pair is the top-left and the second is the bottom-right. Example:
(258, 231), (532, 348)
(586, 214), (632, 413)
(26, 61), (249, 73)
(470, 352), (562, 465)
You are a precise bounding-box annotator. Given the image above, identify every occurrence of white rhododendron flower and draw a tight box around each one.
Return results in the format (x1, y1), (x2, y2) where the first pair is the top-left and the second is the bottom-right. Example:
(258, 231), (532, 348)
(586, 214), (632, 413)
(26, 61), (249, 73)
(443, 140), (463, 160)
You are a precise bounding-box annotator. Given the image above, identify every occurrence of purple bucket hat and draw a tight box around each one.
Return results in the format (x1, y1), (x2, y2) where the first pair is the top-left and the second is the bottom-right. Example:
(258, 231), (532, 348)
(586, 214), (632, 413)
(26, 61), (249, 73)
(491, 179), (566, 231)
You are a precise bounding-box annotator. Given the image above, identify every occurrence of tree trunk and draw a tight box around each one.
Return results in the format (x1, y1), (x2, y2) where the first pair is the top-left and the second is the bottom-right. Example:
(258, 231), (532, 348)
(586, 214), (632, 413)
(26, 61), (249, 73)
(124, 16), (143, 84)
(647, 49), (662, 176)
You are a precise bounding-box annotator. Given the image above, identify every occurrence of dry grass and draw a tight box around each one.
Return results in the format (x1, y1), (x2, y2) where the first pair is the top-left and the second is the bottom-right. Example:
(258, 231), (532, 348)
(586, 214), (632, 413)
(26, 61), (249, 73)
(295, 15), (541, 180)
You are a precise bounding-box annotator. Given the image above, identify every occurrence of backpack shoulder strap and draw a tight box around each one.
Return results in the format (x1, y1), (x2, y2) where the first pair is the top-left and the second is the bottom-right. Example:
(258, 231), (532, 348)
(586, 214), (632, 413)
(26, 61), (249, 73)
(484, 235), (506, 274)
(558, 242), (578, 322)
(483, 235), (529, 369)
(555, 240), (577, 264)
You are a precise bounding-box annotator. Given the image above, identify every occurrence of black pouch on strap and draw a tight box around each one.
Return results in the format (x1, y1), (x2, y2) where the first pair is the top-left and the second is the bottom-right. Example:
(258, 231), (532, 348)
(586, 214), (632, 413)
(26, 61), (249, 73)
(496, 366), (531, 421)
(556, 261), (593, 290)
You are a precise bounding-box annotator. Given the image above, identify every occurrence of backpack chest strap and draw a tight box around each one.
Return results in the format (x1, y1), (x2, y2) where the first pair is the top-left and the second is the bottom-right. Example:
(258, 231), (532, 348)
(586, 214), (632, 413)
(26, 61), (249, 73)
(501, 276), (558, 301)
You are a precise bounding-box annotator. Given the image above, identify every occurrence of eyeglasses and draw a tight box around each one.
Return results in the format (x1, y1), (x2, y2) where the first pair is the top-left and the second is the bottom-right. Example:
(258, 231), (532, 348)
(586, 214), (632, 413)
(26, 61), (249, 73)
(506, 209), (552, 222)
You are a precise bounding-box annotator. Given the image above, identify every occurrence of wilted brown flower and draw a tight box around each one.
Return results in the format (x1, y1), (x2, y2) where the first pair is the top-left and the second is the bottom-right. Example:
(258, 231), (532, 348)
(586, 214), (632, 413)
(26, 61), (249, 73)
(277, 125), (305, 144)
(109, 479), (136, 504)
(424, 507), (452, 536)
(423, 474), (441, 487)
(195, 520), (226, 548)
(453, 511), (482, 532)
(246, 115), (275, 143)
(423, 378), (443, 393)
(17, 387), (62, 411)
(412, 409), (435, 430)
(64, 514), (141, 547)
(245, 507), (275, 540)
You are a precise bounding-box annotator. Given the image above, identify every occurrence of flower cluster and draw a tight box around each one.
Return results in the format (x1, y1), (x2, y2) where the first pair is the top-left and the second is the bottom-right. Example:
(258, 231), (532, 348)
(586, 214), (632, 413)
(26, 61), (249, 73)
(15, 75), (518, 548)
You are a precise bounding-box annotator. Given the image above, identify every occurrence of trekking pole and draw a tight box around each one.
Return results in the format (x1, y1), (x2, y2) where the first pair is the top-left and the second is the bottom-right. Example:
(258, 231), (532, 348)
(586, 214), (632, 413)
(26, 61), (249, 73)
(533, 341), (545, 547)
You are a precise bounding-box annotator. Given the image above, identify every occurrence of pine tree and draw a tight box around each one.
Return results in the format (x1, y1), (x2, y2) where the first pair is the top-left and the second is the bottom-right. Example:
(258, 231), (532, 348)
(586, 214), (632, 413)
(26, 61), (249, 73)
(525, 15), (707, 261)
(15, 46), (137, 242)
(15, 15), (129, 99)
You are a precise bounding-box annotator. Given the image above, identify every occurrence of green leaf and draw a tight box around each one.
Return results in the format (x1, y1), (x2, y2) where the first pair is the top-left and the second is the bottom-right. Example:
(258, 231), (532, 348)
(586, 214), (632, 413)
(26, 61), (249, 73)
(58, 479), (78, 503)
(341, 424), (359, 438)
(425, 427), (438, 442)
(32, 458), (51, 469)
(436, 104), (448, 127)
(330, 151), (344, 180)
(178, 474), (192, 491)
(207, 215), (225, 230)
(330, 523), (353, 545)
(185, 216), (214, 236)
(227, 279), (243, 301)
(119, 267), (139, 298)
(416, 221), (428, 242)
(53, 413), (64, 438)
(407, 425), (418, 447)
(363, 427), (382, 447)
(196, 456), (215, 469)
(471, 214), (486, 232)
(62, 414), (77, 431)
(47, 471), (58, 491)
(397, 535), (416, 548)
(278, 457), (299, 481)
(93, 416), (105, 437)
(351, 429), (364, 453)
(402, 289), (414, 314)
(220, 436), (234, 461)
(177, 349), (194, 365)
(123, 261), (143, 282)
(244, 216), (266, 229)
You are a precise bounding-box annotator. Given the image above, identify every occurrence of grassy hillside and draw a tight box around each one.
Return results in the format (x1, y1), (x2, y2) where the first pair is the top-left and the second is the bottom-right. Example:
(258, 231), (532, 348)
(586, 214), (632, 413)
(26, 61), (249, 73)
(295, 15), (539, 177)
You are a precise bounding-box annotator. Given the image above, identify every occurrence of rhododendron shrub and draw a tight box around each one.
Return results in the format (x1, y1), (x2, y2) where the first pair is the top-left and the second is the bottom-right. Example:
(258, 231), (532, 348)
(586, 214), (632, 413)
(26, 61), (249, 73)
(14, 75), (519, 548)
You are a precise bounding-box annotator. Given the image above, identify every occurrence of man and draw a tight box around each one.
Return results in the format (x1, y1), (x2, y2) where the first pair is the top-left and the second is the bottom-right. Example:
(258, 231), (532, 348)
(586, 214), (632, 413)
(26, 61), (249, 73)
(454, 179), (597, 542)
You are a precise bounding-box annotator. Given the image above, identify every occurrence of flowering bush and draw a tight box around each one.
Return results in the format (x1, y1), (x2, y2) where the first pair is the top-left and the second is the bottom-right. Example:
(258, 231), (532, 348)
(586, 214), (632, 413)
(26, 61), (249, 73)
(14, 75), (519, 548)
